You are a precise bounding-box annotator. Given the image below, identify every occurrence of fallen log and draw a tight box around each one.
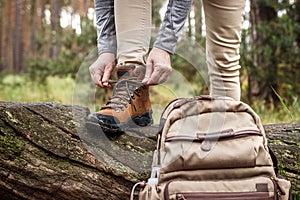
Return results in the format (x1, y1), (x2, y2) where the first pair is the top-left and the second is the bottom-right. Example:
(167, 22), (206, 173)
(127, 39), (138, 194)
(0, 102), (299, 200)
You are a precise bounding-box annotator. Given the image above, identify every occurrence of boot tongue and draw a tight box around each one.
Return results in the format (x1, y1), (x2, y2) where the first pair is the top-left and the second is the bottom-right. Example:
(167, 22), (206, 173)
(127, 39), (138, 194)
(117, 65), (135, 79)
(116, 64), (145, 80)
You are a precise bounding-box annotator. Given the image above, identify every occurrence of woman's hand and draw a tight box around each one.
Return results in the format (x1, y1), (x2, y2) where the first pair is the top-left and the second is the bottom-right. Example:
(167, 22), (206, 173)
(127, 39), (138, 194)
(89, 53), (115, 88)
(143, 47), (172, 85)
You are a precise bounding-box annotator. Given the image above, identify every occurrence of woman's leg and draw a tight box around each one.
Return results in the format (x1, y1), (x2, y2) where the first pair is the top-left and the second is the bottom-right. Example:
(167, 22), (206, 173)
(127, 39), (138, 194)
(203, 0), (246, 100)
(114, 0), (152, 65)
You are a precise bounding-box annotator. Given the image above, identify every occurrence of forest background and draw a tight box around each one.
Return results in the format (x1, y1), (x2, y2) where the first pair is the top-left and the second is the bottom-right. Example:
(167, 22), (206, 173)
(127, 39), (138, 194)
(0, 0), (299, 124)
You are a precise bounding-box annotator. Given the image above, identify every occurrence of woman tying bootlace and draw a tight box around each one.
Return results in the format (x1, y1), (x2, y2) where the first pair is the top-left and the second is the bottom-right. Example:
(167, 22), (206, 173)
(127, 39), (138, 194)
(92, 64), (152, 132)
(88, 0), (245, 133)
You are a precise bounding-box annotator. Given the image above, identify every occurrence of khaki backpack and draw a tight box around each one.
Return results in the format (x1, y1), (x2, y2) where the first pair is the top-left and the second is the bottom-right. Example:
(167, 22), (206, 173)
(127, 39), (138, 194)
(131, 96), (291, 200)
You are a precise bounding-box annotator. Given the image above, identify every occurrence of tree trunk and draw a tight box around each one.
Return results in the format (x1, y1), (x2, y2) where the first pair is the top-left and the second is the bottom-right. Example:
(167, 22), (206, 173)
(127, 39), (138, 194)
(3, 0), (14, 72)
(0, 102), (299, 200)
(0, 0), (3, 72)
(248, 1), (279, 105)
(13, 0), (23, 73)
(296, 0), (300, 48)
(49, 0), (61, 58)
(28, 0), (36, 60)
(193, 0), (203, 42)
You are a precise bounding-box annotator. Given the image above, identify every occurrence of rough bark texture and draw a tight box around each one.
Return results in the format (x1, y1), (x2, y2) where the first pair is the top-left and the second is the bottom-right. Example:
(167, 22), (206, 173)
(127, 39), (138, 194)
(264, 123), (300, 195)
(0, 102), (299, 200)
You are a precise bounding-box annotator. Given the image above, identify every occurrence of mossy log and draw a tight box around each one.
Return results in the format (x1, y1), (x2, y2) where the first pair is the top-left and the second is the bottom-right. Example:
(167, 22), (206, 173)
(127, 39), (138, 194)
(0, 102), (299, 200)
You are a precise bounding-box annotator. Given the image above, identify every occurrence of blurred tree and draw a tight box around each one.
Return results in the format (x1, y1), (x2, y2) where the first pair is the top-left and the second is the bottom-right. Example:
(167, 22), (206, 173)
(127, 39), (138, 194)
(2, 0), (14, 72)
(241, 0), (300, 105)
(0, 0), (3, 71)
(49, 0), (61, 58)
(27, 0), (96, 83)
(295, 0), (300, 47)
(0, 0), (299, 107)
(0, 0), (95, 74)
(12, 0), (19, 72)
(193, 0), (203, 43)
(171, 1), (206, 96)
(152, 0), (164, 27)
(248, 0), (278, 104)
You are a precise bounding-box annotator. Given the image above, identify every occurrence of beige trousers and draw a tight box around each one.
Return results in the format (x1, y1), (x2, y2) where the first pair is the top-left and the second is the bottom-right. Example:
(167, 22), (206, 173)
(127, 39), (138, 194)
(203, 0), (245, 101)
(114, 0), (245, 100)
(114, 0), (152, 65)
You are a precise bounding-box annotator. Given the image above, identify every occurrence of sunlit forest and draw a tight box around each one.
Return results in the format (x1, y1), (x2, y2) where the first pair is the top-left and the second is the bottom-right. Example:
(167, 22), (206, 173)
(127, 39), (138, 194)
(0, 0), (299, 123)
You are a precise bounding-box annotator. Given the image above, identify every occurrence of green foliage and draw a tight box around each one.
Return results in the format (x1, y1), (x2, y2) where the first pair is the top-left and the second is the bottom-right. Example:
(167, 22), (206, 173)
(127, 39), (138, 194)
(0, 74), (74, 103)
(240, 1), (300, 104)
(27, 16), (96, 83)
(250, 96), (300, 124)
(271, 86), (295, 121)
(170, 37), (208, 96)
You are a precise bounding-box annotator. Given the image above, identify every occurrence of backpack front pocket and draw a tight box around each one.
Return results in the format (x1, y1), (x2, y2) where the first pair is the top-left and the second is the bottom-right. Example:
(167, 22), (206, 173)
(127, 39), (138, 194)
(161, 129), (271, 172)
(164, 177), (278, 200)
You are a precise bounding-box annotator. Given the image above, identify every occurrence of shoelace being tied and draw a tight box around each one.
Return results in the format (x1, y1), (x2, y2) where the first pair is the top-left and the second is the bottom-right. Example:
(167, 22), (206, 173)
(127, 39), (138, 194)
(101, 77), (143, 112)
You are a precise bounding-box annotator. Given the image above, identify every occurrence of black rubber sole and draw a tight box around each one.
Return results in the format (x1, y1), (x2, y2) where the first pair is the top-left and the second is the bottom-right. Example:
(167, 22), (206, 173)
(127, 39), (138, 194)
(85, 110), (153, 135)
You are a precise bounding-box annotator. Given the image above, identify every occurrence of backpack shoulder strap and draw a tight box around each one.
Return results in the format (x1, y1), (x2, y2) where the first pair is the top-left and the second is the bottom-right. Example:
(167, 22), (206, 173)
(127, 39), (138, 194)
(268, 146), (279, 175)
(157, 98), (190, 134)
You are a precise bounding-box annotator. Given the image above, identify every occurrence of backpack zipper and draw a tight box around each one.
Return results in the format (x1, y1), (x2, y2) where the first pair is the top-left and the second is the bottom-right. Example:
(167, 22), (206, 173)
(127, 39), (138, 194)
(165, 129), (262, 142)
(175, 192), (273, 200)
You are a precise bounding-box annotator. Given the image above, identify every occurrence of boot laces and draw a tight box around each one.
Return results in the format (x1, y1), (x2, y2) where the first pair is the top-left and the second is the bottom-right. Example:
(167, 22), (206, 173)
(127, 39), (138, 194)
(101, 78), (143, 112)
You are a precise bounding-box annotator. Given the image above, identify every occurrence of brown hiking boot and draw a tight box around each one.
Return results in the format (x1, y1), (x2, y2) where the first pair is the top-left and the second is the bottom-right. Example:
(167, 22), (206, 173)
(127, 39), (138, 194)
(87, 64), (153, 133)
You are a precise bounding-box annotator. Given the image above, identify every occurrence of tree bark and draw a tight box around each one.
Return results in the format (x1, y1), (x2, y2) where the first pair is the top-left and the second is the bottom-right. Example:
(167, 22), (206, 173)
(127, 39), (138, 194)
(0, 102), (299, 200)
